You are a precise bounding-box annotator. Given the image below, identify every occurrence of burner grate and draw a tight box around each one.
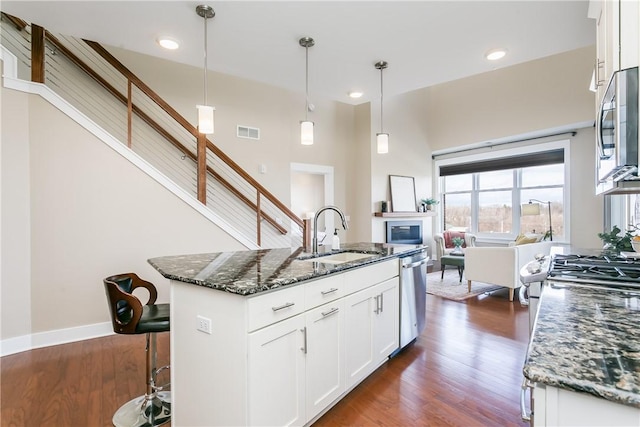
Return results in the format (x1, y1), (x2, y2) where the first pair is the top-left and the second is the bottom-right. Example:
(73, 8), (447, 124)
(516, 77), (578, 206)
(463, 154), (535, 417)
(549, 253), (640, 284)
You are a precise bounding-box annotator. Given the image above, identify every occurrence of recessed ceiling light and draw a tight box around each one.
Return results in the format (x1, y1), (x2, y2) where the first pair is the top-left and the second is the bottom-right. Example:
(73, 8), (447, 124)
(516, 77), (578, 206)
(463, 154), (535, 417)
(158, 37), (180, 50)
(348, 91), (363, 99)
(485, 48), (507, 61)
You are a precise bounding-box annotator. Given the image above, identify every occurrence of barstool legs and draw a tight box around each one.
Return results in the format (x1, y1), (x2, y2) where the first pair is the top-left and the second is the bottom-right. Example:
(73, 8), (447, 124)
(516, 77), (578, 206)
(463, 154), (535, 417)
(112, 333), (171, 427)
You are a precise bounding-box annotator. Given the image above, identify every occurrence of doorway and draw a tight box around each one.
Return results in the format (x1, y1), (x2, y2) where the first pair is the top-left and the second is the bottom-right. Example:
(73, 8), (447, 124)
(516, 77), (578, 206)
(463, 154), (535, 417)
(290, 163), (335, 244)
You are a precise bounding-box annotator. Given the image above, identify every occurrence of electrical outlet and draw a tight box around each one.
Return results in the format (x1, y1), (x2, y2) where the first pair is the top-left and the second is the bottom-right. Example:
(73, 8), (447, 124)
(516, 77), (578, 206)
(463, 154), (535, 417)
(196, 315), (212, 334)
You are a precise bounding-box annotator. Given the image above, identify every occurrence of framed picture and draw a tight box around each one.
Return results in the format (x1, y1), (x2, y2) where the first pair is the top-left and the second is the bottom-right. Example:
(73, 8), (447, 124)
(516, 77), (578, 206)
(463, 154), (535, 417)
(389, 175), (417, 212)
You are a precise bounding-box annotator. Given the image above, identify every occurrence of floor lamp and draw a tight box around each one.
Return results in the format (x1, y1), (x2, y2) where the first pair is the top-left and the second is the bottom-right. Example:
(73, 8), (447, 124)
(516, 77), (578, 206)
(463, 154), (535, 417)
(522, 199), (553, 241)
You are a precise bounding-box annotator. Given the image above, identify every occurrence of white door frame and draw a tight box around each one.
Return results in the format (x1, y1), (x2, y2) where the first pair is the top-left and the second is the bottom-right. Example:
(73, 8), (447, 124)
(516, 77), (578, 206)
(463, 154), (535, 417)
(290, 162), (335, 234)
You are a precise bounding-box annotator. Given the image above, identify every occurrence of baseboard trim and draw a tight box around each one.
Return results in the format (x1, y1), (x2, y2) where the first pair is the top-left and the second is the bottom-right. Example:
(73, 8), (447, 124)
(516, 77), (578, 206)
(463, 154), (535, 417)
(1, 322), (114, 357)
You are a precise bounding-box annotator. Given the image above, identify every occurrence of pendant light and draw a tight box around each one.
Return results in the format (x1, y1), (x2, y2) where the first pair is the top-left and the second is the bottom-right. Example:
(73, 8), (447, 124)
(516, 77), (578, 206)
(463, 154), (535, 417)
(196, 5), (215, 134)
(375, 61), (389, 154)
(299, 37), (315, 145)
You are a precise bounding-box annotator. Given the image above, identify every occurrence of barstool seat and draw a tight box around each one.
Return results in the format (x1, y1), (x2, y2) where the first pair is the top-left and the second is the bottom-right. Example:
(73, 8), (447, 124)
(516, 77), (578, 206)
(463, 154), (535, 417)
(104, 273), (171, 427)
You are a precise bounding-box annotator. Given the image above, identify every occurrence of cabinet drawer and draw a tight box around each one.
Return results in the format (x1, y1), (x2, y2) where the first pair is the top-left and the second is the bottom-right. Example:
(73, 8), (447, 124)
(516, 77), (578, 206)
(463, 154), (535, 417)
(247, 285), (305, 332)
(305, 274), (345, 310)
(342, 259), (399, 295)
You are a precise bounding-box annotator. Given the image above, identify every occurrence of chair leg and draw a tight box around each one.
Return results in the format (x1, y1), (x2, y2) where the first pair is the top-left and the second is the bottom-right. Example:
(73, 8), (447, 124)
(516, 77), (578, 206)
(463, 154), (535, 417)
(509, 288), (514, 301)
(441, 265), (445, 280)
(112, 333), (171, 427)
(467, 280), (472, 293)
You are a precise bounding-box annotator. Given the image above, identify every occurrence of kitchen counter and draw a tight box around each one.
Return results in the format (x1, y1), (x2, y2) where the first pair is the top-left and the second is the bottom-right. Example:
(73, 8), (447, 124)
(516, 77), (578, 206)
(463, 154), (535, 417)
(157, 243), (420, 425)
(148, 242), (425, 296)
(523, 283), (640, 408)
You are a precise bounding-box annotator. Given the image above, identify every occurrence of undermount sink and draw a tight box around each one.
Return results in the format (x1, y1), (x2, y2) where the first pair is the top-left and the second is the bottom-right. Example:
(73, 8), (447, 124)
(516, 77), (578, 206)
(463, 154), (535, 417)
(299, 252), (378, 265)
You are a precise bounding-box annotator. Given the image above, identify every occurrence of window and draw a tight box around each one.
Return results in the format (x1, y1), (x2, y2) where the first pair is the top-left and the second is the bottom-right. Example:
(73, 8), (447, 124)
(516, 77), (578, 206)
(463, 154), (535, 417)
(436, 142), (568, 242)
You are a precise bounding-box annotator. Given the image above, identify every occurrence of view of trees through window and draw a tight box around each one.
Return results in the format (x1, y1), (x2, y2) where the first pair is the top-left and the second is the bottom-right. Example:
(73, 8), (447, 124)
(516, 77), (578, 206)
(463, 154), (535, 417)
(442, 163), (564, 240)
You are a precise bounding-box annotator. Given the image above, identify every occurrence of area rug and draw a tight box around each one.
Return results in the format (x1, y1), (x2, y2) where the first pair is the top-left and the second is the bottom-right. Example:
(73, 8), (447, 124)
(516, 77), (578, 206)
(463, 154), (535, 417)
(427, 270), (504, 301)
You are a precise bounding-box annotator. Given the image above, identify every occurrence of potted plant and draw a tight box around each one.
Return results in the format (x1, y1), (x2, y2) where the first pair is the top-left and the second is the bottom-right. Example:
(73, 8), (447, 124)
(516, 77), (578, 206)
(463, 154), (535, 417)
(421, 197), (439, 211)
(597, 225), (639, 253)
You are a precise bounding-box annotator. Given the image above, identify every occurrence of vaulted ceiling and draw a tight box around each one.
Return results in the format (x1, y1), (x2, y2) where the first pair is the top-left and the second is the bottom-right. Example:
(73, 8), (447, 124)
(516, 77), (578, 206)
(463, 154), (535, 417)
(2, 1), (595, 105)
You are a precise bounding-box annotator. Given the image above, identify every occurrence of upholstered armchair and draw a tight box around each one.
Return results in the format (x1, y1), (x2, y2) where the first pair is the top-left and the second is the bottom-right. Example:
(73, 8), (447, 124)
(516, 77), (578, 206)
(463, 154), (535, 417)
(434, 231), (477, 260)
(465, 241), (553, 301)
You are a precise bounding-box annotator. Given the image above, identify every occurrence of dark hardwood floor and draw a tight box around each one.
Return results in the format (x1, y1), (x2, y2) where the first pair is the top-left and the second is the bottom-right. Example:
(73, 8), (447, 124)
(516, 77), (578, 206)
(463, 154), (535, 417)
(1, 289), (529, 427)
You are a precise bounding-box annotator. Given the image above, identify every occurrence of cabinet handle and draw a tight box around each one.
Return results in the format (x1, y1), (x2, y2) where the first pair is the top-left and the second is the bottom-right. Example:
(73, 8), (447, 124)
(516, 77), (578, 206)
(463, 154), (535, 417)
(380, 293), (384, 313)
(520, 377), (533, 421)
(595, 58), (605, 87)
(321, 287), (339, 295)
(272, 302), (295, 312)
(374, 295), (380, 314)
(402, 259), (428, 269)
(321, 307), (339, 318)
(300, 327), (307, 354)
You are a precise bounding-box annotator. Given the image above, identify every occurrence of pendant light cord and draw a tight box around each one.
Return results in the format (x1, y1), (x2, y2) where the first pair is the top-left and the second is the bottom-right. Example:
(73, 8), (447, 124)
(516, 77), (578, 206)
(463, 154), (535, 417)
(305, 45), (309, 121)
(380, 66), (384, 133)
(203, 13), (208, 106)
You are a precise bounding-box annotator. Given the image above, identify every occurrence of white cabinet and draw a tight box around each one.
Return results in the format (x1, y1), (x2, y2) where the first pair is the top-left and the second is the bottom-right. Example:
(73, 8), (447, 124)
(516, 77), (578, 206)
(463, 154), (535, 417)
(590, 0), (639, 106)
(344, 277), (399, 389)
(170, 258), (400, 426)
(590, 0), (619, 105)
(620, 0), (639, 70)
(533, 384), (640, 426)
(373, 279), (400, 361)
(248, 314), (306, 426)
(304, 299), (345, 421)
(247, 299), (345, 426)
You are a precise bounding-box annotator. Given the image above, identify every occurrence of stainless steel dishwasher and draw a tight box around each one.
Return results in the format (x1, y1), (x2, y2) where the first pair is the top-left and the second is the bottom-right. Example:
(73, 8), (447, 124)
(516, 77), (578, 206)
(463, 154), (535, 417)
(398, 249), (428, 349)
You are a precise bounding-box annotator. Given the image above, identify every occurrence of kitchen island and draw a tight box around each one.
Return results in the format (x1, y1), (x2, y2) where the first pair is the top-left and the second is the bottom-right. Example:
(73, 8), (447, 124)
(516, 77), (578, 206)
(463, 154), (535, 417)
(523, 284), (640, 426)
(149, 242), (424, 426)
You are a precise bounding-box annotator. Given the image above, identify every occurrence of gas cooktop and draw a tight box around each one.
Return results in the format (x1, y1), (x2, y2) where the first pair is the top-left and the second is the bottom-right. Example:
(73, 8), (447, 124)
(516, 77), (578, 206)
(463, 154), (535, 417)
(548, 253), (640, 287)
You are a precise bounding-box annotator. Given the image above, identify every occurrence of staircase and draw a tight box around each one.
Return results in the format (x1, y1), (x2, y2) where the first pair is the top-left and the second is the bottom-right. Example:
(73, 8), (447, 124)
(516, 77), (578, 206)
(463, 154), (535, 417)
(0, 12), (306, 249)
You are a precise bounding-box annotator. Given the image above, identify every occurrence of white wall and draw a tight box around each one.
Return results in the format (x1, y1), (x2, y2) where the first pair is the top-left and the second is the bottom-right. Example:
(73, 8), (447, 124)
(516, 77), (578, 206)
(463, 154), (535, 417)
(106, 47), (357, 240)
(1, 83), (32, 344)
(369, 88), (434, 251)
(367, 46), (602, 250)
(1, 85), (246, 354)
(424, 46), (595, 151)
(346, 103), (373, 243)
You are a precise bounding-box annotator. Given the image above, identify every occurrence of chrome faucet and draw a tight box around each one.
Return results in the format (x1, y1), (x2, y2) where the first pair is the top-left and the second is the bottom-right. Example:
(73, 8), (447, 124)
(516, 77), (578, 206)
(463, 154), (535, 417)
(312, 205), (349, 255)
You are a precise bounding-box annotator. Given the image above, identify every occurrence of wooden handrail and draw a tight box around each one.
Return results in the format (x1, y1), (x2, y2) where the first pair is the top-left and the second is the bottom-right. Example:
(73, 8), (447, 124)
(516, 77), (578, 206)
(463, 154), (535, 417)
(1, 12), (27, 31)
(83, 40), (305, 231)
(40, 32), (288, 235)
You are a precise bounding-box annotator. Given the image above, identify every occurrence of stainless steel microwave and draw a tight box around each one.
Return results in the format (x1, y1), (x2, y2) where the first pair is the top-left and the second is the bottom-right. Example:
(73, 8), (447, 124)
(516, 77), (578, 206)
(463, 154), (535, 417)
(596, 66), (639, 195)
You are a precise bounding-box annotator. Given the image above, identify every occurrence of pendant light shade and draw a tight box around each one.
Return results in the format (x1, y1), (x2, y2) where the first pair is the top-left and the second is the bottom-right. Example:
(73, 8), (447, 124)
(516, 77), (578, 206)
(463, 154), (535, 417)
(375, 61), (389, 154)
(376, 133), (389, 154)
(197, 105), (215, 134)
(301, 120), (314, 145)
(299, 37), (315, 145)
(196, 5), (215, 135)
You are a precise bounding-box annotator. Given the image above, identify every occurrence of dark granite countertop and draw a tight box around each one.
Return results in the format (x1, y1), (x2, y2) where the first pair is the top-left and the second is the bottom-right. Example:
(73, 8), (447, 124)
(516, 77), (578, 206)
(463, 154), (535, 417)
(148, 242), (425, 296)
(523, 283), (640, 408)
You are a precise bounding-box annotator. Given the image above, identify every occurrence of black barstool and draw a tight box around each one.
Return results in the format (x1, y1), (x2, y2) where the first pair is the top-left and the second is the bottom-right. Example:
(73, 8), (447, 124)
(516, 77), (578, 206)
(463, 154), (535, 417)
(103, 273), (171, 427)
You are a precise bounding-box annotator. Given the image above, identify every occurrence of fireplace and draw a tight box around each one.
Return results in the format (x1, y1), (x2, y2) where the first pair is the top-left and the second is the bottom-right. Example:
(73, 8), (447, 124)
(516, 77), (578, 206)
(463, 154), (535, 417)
(386, 221), (423, 244)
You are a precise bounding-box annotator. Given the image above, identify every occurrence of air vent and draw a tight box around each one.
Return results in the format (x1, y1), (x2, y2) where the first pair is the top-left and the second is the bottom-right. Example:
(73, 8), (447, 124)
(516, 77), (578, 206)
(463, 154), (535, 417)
(237, 125), (260, 140)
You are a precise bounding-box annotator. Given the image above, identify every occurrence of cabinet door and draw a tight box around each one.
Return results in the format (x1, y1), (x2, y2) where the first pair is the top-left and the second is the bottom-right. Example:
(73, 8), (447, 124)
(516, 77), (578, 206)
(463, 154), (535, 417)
(534, 385), (640, 426)
(248, 315), (306, 427)
(595, 0), (609, 105)
(343, 285), (378, 389)
(305, 300), (345, 422)
(620, 0), (639, 69)
(373, 278), (400, 364)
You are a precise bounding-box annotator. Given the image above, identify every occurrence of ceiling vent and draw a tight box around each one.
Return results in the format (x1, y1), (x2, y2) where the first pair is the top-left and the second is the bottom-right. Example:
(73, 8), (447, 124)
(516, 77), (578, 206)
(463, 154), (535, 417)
(237, 125), (260, 140)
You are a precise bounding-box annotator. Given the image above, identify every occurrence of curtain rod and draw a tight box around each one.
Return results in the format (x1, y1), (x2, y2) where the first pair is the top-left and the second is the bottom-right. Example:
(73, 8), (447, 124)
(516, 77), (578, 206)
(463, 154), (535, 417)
(431, 130), (579, 160)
